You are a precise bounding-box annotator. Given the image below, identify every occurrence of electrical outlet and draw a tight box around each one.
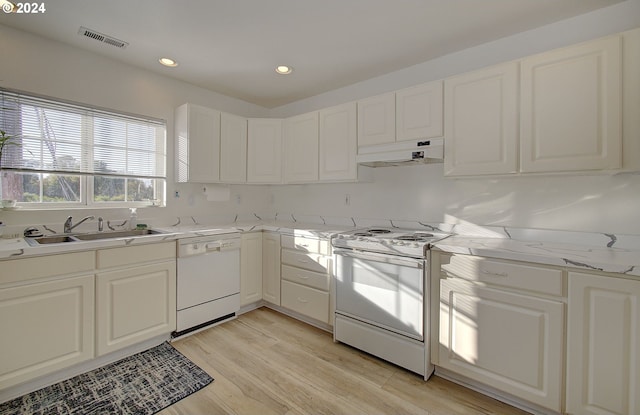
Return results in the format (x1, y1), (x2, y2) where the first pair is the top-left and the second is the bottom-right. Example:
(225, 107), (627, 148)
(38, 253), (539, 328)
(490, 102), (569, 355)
(174, 190), (180, 198)
(344, 194), (351, 206)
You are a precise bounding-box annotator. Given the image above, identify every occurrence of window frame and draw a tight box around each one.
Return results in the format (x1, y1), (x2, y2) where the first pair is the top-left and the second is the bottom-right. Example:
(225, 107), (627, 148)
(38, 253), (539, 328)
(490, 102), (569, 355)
(0, 88), (167, 209)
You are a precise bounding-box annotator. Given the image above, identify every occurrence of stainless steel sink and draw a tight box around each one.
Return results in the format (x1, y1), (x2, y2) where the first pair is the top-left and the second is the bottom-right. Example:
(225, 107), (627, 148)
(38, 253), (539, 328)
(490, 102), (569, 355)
(73, 229), (163, 240)
(26, 235), (79, 245)
(25, 229), (164, 246)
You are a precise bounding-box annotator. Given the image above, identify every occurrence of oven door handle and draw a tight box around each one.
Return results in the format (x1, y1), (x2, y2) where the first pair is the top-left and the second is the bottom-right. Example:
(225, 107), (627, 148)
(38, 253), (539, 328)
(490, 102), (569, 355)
(333, 249), (423, 269)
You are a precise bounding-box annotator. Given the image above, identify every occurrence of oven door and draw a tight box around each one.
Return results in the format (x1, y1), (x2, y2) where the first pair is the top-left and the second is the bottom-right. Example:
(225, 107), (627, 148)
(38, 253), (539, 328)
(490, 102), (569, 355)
(334, 249), (425, 341)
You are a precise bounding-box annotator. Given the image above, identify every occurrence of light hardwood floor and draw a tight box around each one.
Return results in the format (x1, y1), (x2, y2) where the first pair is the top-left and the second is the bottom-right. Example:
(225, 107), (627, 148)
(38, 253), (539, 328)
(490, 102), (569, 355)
(161, 308), (531, 415)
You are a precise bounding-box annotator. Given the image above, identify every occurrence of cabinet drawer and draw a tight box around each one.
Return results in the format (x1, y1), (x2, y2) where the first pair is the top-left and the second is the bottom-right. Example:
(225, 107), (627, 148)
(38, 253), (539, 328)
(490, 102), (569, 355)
(97, 241), (176, 269)
(281, 234), (330, 255)
(0, 251), (95, 285)
(281, 280), (329, 324)
(442, 254), (564, 297)
(281, 249), (330, 273)
(282, 264), (329, 291)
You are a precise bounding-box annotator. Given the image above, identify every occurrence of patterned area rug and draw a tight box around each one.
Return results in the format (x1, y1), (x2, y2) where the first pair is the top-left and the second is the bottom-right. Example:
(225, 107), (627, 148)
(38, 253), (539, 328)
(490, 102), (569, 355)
(0, 342), (213, 415)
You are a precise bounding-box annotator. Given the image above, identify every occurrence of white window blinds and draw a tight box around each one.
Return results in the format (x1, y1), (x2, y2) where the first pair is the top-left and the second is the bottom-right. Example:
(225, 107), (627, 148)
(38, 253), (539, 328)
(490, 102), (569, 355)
(0, 89), (166, 179)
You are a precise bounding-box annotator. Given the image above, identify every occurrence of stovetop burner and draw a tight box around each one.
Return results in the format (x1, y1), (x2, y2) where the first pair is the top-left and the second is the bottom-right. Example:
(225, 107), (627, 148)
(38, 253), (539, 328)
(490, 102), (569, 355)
(368, 228), (392, 234)
(332, 227), (451, 258)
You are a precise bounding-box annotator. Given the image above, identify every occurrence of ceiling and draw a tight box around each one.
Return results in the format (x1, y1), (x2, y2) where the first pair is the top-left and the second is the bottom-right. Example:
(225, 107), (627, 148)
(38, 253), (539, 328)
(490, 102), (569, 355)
(0, 0), (625, 108)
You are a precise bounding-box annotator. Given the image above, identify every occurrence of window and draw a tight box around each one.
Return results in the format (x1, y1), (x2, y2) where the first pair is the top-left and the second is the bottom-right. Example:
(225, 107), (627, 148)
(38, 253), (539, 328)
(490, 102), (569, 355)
(0, 89), (166, 208)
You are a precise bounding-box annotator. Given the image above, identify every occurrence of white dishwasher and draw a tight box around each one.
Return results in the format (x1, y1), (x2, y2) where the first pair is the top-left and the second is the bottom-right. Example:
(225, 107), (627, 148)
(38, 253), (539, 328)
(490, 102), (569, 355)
(174, 232), (241, 338)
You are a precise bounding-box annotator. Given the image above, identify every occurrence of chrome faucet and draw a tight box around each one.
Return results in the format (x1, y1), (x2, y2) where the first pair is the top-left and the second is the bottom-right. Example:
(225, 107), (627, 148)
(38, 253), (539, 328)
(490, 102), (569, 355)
(64, 215), (95, 233)
(98, 217), (104, 232)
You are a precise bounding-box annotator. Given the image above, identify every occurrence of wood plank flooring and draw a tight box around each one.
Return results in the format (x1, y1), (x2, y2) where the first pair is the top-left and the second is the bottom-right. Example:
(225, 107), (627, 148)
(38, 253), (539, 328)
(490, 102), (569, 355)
(160, 308), (531, 415)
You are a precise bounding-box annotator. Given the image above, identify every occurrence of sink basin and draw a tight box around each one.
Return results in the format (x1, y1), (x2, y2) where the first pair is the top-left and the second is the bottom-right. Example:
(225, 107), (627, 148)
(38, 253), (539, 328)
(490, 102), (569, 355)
(26, 235), (78, 245)
(25, 229), (164, 246)
(73, 229), (163, 241)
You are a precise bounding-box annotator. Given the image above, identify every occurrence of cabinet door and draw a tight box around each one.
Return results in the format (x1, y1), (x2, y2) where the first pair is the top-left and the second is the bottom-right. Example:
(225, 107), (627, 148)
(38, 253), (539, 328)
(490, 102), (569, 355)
(175, 103), (220, 183)
(0, 275), (94, 389)
(567, 272), (640, 415)
(444, 62), (519, 176)
(262, 232), (281, 305)
(521, 36), (622, 173)
(96, 261), (176, 356)
(319, 102), (357, 181)
(240, 232), (263, 306)
(396, 81), (443, 141)
(357, 92), (396, 146)
(247, 119), (282, 183)
(284, 111), (319, 183)
(220, 112), (247, 183)
(438, 277), (563, 411)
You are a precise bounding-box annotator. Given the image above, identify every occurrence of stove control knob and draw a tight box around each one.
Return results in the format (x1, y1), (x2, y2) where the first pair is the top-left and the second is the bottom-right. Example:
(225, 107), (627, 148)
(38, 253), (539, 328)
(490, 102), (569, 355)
(396, 241), (404, 246)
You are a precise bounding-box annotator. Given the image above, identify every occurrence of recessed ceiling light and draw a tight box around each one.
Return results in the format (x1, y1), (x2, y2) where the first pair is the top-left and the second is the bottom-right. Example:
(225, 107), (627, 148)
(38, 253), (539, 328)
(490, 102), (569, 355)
(275, 65), (293, 75)
(159, 57), (178, 67)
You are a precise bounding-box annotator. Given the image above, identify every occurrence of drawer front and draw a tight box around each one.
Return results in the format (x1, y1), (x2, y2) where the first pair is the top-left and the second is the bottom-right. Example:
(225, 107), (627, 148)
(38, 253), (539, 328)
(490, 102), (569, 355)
(97, 241), (176, 269)
(282, 264), (329, 291)
(281, 249), (330, 273)
(281, 280), (329, 323)
(281, 235), (330, 255)
(0, 251), (95, 285)
(442, 254), (564, 297)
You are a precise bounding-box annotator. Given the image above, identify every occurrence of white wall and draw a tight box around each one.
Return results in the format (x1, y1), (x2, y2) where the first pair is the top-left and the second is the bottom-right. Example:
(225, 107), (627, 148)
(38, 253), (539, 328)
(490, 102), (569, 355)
(271, 165), (640, 234)
(0, 24), (272, 228)
(2, 1), (640, 235)
(267, 1), (640, 235)
(270, 0), (640, 117)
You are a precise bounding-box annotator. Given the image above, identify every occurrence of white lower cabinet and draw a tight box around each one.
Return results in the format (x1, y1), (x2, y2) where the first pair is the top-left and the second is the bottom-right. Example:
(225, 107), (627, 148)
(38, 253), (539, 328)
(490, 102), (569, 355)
(0, 273), (95, 390)
(96, 243), (176, 356)
(240, 232), (263, 306)
(280, 234), (331, 324)
(262, 232), (281, 305)
(436, 254), (564, 411)
(566, 272), (640, 415)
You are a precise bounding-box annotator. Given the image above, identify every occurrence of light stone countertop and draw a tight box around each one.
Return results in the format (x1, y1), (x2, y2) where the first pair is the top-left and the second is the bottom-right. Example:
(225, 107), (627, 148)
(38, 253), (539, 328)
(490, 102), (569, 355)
(432, 235), (640, 278)
(2, 219), (639, 279)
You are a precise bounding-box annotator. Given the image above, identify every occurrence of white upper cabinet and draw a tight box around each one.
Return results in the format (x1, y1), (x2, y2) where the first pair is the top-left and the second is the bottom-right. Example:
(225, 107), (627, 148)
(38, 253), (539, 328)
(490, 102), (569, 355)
(520, 36), (622, 173)
(357, 92), (396, 146)
(319, 102), (358, 181)
(247, 118), (283, 184)
(396, 81), (443, 141)
(220, 112), (247, 183)
(444, 62), (519, 176)
(357, 81), (443, 148)
(284, 111), (319, 183)
(175, 103), (221, 183)
(444, 34), (625, 177)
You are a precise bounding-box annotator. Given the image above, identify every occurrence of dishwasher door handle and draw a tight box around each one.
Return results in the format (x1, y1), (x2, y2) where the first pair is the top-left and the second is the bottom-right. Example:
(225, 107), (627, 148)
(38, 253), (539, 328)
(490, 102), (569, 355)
(205, 242), (222, 251)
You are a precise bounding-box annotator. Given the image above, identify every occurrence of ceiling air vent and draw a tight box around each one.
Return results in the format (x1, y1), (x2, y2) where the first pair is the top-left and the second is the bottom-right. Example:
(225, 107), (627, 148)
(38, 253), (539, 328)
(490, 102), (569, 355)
(78, 26), (129, 49)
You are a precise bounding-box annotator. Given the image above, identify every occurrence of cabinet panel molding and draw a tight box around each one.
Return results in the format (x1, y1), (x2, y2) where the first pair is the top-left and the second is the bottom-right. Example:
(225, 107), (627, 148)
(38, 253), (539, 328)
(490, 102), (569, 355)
(319, 102), (357, 181)
(521, 36), (622, 172)
(220, 112), (248, 183)
(567, 272), (640, 415)
(438, 276), (563, 411)
(444, 61), (519, 176)
(96, 262), (176, 356)
(0, 275), (95, 389)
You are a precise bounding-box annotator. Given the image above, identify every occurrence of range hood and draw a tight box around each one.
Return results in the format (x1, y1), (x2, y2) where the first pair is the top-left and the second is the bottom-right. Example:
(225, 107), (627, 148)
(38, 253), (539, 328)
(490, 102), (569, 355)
(356, 138), (444, 167)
